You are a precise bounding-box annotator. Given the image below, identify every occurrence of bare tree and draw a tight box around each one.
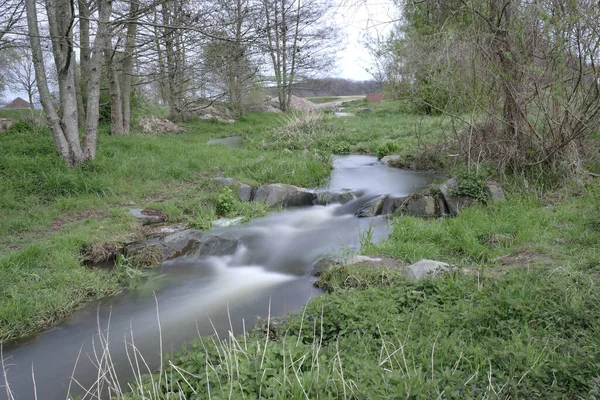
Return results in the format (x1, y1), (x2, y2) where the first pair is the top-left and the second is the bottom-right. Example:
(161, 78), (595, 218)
(0, 0), (24, 53)
(5, 47), (37, 110)
(26, 0), (113, 165)
(260, 0), (339, 111)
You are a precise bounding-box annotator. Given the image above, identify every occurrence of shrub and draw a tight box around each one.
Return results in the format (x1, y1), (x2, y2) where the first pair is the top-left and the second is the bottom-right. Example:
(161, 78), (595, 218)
(216, 187), (234, 216)
(7, 120), (34, 134)
(450, 164), (492, 201)
(376, 140), (400, 159)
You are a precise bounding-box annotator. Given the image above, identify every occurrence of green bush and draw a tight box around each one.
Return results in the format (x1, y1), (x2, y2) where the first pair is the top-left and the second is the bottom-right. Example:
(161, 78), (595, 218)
(7, 120), (34, 134)
(450, 164), (492, 201)
(376, 140), (400, 159)
(215, 187), (235, 216)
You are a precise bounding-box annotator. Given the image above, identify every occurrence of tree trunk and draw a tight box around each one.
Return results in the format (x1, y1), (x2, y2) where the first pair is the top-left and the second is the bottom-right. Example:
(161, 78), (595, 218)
(82, 0), (113, 159)
(78, 0), (90, 119)
(106, 49), (125, 135)
(75, 55), (86, 126)
(45, 0), (86, 164)
(162, 1), (182, 121)
(121, 0), (138, 134)
(27, 0), (82, 165)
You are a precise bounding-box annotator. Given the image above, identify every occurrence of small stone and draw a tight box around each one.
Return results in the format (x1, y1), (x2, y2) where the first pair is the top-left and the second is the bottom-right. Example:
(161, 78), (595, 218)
(484, 181), (506, 202)
(190, 236), (239, 257)
(355, 195), (387, 218)
(253, 184), (316, 207)
(401, 194), (439, 217)
(438, 178), (476, 216)
(129, 208), (166, 225)
(239, 183), (254, 202)
(213, 177), (237, 185)
(316, 190), (359, 205)
(485, 233), (514, 247)
(406, 259), (450, 281)
(312, 258), (338, 275)
(381, 196), (407, 215)
(381, 155), (401, 164)
(344, 255), (383, 265)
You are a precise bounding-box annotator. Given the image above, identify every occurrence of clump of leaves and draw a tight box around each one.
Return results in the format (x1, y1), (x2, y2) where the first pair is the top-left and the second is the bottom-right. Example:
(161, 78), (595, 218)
(376, 140), (400, 159)
(216, 187), (235, 216)
(450, 164), (491, 201)
(6, 120), (34, 134)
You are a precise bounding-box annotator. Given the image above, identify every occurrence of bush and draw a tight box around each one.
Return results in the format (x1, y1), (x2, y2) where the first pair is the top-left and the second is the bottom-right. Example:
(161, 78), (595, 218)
(450, 164), (493, 201)
(7, 120), (34, 134)
(215, 187), (234, 216)
(376, 140), (400, 159)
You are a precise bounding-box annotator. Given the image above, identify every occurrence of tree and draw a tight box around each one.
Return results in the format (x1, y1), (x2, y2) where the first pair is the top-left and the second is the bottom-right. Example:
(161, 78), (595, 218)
(384, 0), (600, 175)
(5, 48), (37, 110)
(260, 0), (339, 111)
(203, 0), (260, 117)
(26, 0), (113, 165)
(0, 0), (24, 53)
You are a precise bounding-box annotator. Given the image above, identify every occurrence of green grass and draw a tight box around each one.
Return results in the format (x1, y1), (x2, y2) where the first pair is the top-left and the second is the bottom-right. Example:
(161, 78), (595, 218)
(248, 104), (451, 157)
(0, 108), (43, 119)
(0, 112), (333, 342)
(307, 96), (344, 104)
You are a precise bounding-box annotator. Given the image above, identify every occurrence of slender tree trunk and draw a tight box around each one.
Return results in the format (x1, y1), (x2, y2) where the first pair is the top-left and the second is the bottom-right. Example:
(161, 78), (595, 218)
(105, 49), (125, 135)
(27, 90), (34, 111)
(162, 1), (181, 121)
(78, 0), (90, 119)
(121, 0), (138, 134)
(75, 55), (86, 126)
(82, 0), (113, 159)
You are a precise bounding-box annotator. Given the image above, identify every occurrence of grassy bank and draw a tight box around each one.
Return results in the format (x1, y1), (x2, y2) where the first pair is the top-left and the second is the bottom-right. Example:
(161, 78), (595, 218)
(121, 180), (600, 399)
(0, 112), (334, 343)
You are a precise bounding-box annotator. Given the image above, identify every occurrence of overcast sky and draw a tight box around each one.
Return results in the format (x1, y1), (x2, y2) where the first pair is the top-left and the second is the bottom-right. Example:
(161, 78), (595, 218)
(333, 0), (397, 81)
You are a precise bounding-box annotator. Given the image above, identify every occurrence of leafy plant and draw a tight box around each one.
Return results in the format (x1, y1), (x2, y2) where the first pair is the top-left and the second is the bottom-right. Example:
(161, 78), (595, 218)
(7, 120), (34, 134)
(216, 187), (235, 216)
(450, 164), (492, 201)
(376, 140), (400, 159)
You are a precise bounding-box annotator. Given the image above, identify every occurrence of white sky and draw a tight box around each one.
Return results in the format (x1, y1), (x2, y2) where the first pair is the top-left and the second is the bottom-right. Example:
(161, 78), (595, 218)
(333, 0), (397, 81)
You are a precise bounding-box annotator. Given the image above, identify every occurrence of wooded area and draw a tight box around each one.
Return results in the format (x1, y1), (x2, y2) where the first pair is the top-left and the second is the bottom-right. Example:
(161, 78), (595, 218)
(0, 0), (341, 165)
(376, 0), (600, 176)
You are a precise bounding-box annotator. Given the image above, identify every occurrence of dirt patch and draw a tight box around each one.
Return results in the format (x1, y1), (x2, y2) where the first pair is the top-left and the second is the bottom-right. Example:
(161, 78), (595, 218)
(497, 250), (555, 267)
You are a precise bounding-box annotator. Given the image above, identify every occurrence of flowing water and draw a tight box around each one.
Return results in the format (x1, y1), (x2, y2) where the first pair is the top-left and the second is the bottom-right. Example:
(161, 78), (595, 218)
(1, 155), (435, 400)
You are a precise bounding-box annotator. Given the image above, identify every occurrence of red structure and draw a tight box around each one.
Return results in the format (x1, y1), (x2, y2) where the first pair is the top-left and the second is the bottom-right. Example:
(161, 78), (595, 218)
(366, 93), (384, 103)
(6, 97), (32, 109)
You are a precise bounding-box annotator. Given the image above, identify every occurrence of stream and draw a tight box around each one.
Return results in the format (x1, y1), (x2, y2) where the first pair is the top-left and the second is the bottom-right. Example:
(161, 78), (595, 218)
(1, 155), (435, 400)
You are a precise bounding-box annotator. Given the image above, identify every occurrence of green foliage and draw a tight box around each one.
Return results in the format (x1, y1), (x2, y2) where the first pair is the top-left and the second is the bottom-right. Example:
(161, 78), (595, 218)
(307, 96), (343, 104)
(215, 187), (235, 216)
(376, 140), (400, 159)
(450, 164), (492, 201)
(6, 120), (34, 134)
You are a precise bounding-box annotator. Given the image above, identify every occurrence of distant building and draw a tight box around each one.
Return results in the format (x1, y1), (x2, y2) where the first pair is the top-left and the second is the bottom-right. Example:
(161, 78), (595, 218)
(366, 93), (385, 103)
(6, 97), (32, 109)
